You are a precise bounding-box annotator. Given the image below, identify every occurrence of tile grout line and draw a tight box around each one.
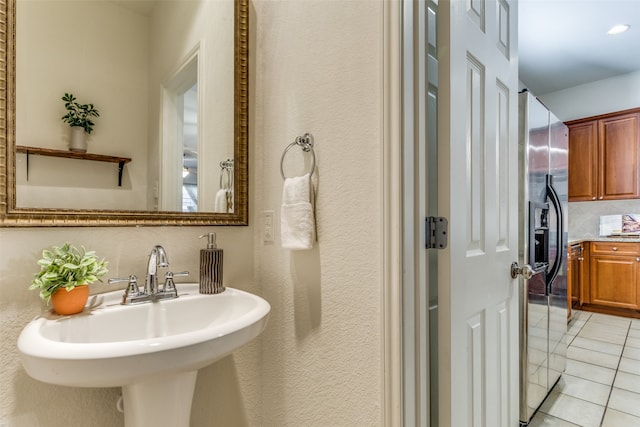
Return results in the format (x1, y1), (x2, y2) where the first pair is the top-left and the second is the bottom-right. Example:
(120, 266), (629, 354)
(597, 316), (631, 427)
(566, 312), (591, 346)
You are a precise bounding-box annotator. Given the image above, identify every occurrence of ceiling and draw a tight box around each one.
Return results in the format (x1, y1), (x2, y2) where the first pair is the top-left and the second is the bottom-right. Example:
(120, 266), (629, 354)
(519, 0), (640, 95)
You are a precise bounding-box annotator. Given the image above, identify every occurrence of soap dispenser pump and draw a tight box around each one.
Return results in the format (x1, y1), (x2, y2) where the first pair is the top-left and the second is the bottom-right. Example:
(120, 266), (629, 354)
(199, 232), (224, 294)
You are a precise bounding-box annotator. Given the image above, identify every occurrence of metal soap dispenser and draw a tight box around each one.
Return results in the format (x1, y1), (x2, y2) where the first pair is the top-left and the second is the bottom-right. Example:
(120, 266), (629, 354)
(199, 232), (225, 294)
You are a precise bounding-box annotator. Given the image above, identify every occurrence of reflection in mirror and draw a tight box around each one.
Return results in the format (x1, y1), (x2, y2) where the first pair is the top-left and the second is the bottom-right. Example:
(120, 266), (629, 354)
(0, 0), (249, 226)
(182, 84), (198, 213)
(216, 158), (234, 213)
(160, 51), (200, 212)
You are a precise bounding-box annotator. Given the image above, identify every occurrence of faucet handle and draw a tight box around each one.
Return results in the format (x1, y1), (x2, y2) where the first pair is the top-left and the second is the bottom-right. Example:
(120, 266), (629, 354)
(171, 271), (190, 278)
(108, 274), (138, 286)
(109, 275), (141, 301)
(161, 271), (189, 296)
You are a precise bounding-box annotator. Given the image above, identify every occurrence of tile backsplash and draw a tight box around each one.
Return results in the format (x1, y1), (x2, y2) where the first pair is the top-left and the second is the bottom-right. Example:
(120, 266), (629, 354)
(569, 199), (640, 239)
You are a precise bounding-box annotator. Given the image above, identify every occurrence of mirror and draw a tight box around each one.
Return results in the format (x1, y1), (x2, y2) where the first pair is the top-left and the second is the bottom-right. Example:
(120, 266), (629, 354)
(0, 0), (248, 226)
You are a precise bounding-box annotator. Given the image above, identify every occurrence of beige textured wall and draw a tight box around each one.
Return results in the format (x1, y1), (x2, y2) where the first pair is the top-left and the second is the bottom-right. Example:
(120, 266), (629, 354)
(252, 0), (383, 425)
(1, 0), (384, 425)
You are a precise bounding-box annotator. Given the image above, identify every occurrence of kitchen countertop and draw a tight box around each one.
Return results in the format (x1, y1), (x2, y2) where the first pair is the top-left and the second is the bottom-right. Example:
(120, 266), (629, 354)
(569, 236), (640, 245)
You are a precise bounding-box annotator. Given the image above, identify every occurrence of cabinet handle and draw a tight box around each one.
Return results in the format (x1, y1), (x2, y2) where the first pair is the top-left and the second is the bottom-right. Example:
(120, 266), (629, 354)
(612, 247), (618, 251)
(599, 196), (603, 200)
(637, 257), (640, 262)
(592, 197), (596, 200)
(578, 257), (584, 261)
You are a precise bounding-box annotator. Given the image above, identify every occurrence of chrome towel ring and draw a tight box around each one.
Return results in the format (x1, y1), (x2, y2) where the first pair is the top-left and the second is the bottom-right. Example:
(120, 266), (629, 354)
(280, 133), (316, 180)
(219, 158), (234, 190)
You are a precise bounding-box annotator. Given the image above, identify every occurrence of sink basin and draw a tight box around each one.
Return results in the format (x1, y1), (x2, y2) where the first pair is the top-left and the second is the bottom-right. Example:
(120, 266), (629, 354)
(18, 284), (270, 426)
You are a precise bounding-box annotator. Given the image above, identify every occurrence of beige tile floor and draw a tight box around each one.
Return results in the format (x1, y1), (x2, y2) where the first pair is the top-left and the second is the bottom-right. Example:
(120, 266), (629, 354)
(529, 311), (640, 426)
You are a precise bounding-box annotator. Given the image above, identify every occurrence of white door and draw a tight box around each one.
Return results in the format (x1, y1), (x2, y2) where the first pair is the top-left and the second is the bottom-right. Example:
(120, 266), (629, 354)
(438, 1), (519, 426)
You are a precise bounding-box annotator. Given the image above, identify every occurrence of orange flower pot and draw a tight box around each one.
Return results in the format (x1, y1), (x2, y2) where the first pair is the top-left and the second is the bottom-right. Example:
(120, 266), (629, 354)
(51, 285), (89, 315)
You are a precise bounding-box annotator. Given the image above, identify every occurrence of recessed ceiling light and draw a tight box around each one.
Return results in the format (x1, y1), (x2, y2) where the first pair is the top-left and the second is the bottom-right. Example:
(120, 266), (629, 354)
(608, 24), (630, 35)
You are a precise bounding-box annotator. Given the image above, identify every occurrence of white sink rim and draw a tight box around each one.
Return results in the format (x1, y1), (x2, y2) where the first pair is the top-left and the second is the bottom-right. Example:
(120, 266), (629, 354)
(19, 284), (269, 360)
(17, 284), (270, 387)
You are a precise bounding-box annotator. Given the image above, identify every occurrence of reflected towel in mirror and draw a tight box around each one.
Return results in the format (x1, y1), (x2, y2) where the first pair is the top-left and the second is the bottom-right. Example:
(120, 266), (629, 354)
(214, 189), (228, 213)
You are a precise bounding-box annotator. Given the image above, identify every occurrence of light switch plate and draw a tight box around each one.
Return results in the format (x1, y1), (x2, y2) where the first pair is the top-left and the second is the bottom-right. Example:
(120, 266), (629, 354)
(263, 210), (275, 243)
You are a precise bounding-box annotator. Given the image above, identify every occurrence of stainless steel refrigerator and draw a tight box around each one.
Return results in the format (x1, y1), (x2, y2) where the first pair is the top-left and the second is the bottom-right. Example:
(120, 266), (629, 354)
(518, 91), (569, 426)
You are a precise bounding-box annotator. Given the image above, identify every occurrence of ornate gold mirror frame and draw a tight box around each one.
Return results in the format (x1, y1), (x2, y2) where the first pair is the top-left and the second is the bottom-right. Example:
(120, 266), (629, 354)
(0, 0), (249, 227)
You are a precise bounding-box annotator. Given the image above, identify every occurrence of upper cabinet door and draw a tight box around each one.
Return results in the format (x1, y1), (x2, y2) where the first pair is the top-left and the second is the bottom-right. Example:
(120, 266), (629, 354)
(599, 113), (640, 200)
(568, 120), (598, 201)
(567, 109), (640, 202)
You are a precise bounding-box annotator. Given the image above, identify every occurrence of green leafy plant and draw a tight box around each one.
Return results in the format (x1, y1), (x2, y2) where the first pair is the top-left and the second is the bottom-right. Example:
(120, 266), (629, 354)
(30, 242), (109, 302)
(61, 93), (100, 134)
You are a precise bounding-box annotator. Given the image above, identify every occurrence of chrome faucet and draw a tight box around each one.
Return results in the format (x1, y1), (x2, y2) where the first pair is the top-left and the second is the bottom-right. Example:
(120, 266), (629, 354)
(108, 245), (188, 305)
(145, 245), (169, 295)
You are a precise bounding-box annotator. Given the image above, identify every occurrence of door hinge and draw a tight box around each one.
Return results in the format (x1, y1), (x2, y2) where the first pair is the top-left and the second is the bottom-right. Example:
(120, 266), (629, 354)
(425, 217), (448, 249)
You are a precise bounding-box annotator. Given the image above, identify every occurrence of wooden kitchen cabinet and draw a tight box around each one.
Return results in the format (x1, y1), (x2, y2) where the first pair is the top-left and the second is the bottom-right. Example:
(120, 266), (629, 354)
(567, 108), (640, 201)
(567, 243), (585, 319)
(568, 122), (598, 201)
(589, 242), (640, 311)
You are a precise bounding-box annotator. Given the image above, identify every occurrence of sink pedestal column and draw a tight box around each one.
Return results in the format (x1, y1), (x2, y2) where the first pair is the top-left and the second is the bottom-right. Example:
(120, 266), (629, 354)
(122, 370), (198, 427)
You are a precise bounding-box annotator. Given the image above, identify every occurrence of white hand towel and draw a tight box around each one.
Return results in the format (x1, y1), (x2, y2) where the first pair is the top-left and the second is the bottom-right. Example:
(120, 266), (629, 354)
(281, 173), (315, 250)
(214, 189), (227, 213)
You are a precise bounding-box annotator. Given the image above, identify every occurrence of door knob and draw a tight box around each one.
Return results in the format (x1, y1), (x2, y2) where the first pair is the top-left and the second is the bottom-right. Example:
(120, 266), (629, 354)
(511, 262), (534, 279)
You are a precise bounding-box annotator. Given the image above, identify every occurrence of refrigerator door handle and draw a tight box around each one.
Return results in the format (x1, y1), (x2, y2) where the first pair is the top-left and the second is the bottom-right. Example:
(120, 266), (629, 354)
(546, 174), (564, 288)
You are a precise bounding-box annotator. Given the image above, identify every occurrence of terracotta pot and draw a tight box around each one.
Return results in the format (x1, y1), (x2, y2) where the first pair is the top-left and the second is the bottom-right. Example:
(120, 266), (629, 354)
(51, 285), (89, 315)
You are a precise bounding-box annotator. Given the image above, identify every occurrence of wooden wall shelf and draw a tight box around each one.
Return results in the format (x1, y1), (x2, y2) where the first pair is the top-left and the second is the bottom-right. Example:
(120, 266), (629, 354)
(16, 145), (132, 186)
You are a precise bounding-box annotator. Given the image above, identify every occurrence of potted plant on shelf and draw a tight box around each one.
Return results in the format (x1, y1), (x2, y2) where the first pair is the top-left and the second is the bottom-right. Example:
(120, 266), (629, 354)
(61, 92), (100, 153)
(30, 242), (109, 315)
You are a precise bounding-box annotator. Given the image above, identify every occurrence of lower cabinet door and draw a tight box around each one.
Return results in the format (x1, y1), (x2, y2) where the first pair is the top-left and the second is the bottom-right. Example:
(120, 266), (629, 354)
(590, 255), (639, 309)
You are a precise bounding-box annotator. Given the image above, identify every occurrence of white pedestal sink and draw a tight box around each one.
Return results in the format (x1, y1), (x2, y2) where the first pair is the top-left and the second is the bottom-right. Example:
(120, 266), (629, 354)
(18, 284), (270, 427)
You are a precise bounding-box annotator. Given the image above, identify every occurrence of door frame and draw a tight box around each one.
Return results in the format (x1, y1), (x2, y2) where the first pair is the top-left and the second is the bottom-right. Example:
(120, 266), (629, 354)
(381, 0), (403, 425)
(382, 0), (436, 424)
(380, 0), (404, 427)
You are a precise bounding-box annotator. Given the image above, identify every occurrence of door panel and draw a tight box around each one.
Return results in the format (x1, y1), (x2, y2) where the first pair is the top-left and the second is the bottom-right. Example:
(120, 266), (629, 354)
(590, 256), (638, 309)
(438, 1), (519, 426)
(567, 121), (598, 201)
(599, 113), (640, 199)
(497, 82), (510, 251)
(466, 56), (485, 255)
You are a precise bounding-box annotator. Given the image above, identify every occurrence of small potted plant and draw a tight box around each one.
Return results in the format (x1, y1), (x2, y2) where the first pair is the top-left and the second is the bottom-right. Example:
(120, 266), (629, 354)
(30, 242), (109, 315)
(61, 92), (100, 153)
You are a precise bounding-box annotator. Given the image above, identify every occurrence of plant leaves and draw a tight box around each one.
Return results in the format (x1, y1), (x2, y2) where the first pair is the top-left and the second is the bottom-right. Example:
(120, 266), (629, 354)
(30, 242), (109, 300)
